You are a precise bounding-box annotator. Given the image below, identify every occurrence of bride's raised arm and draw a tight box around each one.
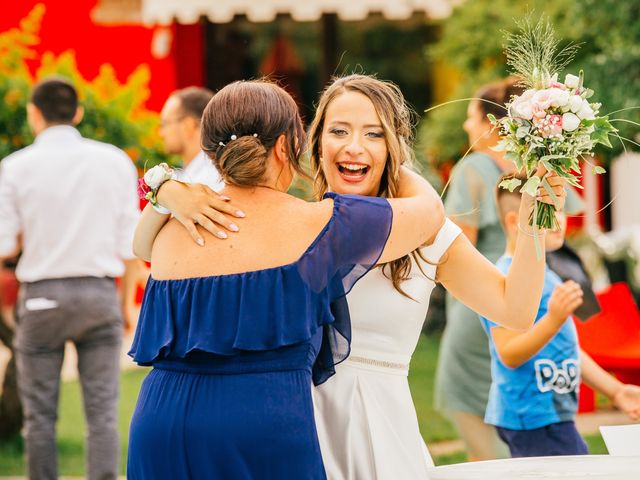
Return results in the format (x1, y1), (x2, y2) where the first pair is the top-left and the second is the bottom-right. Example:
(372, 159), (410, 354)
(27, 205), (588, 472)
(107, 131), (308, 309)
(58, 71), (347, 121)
(438, 171), (565, 331)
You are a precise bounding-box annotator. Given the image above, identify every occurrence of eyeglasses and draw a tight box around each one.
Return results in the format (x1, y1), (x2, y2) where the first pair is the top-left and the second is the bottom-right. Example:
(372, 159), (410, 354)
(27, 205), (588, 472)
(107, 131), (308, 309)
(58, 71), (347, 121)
(159, 116), (185, 128)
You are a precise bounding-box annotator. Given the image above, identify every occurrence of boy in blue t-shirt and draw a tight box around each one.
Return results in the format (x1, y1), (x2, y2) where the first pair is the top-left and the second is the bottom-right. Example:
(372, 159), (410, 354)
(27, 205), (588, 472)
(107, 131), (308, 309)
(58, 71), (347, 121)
(480, 176), (640, 457)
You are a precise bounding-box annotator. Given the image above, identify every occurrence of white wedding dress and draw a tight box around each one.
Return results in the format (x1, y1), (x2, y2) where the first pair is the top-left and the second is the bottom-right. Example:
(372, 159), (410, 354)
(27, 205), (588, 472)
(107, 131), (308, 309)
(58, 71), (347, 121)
(313, 219), (461, 480)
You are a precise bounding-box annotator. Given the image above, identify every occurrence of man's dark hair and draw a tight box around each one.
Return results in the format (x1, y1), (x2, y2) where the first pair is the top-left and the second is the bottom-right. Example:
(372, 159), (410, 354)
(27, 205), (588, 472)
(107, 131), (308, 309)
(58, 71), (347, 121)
(172, 87), (214, 122)
(30, 77), (78, 124)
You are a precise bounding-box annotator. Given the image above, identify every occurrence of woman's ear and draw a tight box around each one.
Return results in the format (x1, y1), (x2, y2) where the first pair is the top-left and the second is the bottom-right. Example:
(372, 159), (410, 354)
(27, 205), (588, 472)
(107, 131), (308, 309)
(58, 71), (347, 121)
(273, 134), (289, 166)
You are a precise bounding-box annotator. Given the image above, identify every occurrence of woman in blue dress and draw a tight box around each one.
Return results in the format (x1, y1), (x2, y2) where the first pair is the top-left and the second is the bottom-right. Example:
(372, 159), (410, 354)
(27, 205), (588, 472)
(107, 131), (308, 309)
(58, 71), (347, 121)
(126, 79), (445, 479)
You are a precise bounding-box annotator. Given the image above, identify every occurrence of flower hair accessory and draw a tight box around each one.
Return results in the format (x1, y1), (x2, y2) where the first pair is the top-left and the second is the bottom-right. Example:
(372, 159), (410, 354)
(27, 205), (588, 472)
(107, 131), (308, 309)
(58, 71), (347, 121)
(138, 162), (175, 214)
(218, 133), (259, 147)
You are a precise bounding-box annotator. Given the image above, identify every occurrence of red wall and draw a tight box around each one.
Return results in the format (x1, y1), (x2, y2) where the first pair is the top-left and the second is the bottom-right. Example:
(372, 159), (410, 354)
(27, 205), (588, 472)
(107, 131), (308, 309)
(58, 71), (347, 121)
(0, 0), (181, 111)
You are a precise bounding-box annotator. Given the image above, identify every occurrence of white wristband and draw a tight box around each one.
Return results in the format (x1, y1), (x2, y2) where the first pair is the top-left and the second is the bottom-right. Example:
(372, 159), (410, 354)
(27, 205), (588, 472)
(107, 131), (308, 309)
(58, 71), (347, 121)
(151, 203), (171, 215)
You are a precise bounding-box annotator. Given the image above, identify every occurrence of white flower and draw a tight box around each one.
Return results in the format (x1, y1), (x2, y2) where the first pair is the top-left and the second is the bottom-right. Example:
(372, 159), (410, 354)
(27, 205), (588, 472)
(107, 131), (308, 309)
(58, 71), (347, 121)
(144, 163), (173, 189)
(577, 102), (595, 120)
(565, 74), (580, 89)
(569, 95), (583, 113)
(549, 88), (570, 108)
(562, 112), (581, 132)
(520, 89), (537, 102)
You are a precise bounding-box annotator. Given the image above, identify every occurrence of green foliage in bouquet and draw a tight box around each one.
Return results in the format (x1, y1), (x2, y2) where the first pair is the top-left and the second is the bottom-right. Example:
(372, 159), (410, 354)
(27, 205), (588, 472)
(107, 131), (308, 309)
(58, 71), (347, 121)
(421, 0), (640, 168)
(0, 4), (169, 169)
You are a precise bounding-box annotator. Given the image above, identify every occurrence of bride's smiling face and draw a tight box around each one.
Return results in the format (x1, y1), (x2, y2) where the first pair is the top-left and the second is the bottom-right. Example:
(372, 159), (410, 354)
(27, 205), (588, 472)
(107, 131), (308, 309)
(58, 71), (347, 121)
(320, 91), (388, 197)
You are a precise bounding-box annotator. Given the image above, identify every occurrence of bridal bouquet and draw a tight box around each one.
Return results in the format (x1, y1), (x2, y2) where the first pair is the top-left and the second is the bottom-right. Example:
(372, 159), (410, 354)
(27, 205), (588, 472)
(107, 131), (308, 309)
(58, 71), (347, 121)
(491, 18), (617, 230)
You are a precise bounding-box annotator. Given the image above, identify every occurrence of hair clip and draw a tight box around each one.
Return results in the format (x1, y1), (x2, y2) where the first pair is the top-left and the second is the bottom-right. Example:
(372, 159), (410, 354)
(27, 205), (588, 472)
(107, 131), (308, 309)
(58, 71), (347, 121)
(219, 133), (258, 147)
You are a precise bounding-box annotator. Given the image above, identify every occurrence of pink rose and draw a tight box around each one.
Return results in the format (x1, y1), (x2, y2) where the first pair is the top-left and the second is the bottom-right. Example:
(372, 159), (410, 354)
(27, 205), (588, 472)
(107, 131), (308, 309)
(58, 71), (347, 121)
(510, 99), (534, 120)
(549, 81), (567, 90)
(509, 89), (538, 120)
(549, 114), (563, 127)
(532, 104), (547, 119)
(540, 114), (563, 138)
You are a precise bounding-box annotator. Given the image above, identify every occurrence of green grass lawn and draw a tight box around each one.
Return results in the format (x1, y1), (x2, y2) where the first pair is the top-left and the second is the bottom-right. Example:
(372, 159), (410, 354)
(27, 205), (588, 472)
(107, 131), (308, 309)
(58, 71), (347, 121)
(0, 335), (609, 475)
(0, 367), (148, 476)
(409, 334), (459, 443)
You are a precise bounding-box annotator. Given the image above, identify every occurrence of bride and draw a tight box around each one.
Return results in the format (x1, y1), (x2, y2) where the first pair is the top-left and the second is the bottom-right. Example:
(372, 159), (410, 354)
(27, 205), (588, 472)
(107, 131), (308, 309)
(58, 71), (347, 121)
(141, 74), (565, 478)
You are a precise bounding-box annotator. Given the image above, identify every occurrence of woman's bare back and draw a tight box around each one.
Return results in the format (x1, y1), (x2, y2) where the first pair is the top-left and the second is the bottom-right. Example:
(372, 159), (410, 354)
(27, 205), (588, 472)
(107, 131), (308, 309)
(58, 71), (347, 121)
(151, 189), (334, 280)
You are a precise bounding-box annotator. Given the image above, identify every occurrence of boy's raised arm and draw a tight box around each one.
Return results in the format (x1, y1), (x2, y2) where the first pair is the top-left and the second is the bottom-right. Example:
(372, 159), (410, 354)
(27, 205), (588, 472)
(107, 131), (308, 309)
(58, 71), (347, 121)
(490, 280), (583, 368)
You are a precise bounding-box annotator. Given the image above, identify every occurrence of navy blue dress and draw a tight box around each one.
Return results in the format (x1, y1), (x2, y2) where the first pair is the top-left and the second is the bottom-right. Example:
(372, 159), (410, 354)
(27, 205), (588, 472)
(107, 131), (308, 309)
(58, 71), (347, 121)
(127, 193), (392, 479)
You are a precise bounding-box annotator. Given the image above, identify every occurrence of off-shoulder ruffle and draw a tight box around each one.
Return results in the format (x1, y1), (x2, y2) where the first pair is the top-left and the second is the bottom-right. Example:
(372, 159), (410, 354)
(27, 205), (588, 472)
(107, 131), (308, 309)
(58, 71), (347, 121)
(128, 193), (393, 385)
(129, 266), (334, 363)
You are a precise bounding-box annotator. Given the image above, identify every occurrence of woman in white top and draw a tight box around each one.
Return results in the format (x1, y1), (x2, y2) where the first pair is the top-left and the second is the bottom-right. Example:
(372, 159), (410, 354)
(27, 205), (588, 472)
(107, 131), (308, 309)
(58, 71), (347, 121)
(146, 74), (565, 479)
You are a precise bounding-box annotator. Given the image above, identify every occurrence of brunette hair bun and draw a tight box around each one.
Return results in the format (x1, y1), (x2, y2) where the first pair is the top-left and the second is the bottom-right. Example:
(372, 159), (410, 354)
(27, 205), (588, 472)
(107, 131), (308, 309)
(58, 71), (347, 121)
(201, 80), (306, 186)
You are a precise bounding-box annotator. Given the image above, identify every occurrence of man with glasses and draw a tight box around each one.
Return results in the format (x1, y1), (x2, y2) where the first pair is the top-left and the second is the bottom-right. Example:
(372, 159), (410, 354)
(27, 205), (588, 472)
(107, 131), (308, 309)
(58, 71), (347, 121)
(159, 87), (223, 190)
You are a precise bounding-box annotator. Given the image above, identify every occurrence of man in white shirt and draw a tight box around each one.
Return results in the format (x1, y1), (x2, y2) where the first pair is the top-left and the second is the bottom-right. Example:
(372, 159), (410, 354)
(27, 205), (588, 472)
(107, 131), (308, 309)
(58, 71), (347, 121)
(159, 86), (224, 190)
(0, 78), (140, 480)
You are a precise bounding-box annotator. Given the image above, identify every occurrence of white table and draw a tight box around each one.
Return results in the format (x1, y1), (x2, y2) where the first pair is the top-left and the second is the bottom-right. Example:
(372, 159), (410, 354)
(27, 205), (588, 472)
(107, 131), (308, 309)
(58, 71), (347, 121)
(427, 455), (640, 480)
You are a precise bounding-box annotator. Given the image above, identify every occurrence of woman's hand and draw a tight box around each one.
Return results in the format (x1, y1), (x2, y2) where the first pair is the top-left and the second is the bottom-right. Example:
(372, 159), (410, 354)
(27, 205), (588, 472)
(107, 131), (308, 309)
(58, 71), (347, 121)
(157, 180), (246, 245)
(519, 166), (567, 209)
(535, 168), (566, 211)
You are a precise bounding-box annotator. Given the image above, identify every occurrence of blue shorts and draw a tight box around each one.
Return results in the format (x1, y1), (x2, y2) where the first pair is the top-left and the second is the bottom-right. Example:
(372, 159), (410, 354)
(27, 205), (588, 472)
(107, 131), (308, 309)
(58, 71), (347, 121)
(496, 421), (588, 457)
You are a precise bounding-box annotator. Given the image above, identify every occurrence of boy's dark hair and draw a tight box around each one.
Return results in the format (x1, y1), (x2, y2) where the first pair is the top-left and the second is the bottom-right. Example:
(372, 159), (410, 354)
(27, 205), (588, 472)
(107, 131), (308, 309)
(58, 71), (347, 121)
(172, 87), (214, 122)
(30, 77), (78, 124)
(495, 172), (529, 228)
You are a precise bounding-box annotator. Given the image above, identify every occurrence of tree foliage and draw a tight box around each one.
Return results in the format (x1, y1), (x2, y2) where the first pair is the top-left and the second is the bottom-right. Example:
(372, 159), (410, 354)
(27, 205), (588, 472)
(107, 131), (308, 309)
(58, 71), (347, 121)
(0, 4), (168, 168)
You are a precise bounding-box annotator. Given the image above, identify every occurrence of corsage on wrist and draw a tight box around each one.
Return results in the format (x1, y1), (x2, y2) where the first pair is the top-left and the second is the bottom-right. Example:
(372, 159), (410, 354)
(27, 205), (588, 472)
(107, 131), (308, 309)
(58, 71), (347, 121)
(137, 163), (175, 215)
